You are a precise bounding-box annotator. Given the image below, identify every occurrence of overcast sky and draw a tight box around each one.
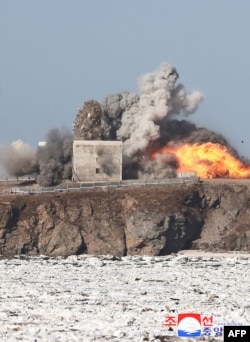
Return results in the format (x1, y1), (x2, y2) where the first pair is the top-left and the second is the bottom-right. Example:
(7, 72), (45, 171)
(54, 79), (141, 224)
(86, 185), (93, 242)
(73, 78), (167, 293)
(1, 0), (250, 160)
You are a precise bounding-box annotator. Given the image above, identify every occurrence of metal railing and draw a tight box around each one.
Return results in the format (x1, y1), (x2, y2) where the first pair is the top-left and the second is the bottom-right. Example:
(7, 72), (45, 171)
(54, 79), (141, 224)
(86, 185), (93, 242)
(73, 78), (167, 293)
(0, 176), (36, 182)
(5, 177), (197, 195)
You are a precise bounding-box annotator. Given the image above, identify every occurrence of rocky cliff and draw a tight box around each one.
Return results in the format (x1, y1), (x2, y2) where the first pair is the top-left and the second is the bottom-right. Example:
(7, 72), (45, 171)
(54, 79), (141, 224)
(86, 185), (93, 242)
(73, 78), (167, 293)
(0, 181), (250, 257)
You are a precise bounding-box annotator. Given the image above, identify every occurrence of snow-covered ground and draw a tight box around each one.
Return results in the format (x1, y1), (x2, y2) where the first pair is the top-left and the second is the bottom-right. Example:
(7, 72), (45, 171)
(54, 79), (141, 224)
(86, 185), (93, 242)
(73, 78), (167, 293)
(0, 251), (249, 341)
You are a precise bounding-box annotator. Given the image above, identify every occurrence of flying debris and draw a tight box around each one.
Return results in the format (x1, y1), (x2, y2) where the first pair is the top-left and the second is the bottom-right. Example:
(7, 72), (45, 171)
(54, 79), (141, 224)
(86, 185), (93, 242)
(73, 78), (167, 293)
(70, 63), (206, 179)
(73, 100), (104, 140)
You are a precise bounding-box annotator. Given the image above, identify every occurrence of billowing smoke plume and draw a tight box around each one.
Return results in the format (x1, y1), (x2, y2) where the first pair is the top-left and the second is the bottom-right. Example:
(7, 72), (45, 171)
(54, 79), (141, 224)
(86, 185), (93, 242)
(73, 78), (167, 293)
(106, 64), (204, 157)
(0, 129), (73, 186)
(36, 129), (73, 187)
(0, 140), (38, 177)
(102, 92), (139, 140)
(1, 62), (237, 184)
(138, 154), (177, 179)
(73, 62), (237, 180)
(99, 63), (205, 178)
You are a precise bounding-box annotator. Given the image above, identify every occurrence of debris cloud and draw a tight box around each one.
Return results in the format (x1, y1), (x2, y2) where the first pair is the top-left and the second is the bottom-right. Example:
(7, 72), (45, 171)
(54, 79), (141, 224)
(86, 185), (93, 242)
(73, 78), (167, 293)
(1, 62), (249, 184)
(0, 129), (73, 186)
(0, 140), (38, 177)
(115, 64), (204, 157)
(36, 129), (73, 187)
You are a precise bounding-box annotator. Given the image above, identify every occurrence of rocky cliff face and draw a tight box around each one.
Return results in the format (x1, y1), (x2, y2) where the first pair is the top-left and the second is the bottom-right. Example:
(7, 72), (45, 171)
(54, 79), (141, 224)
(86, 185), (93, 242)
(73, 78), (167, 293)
(195, 181), (250, 251)
(0, 181), (250, 257)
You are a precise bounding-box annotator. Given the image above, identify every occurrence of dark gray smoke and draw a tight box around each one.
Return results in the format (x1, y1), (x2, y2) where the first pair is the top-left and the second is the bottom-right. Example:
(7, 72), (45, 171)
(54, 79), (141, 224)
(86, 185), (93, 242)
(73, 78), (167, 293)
(0, 129), (73, 186)
(153, 119), (229, 148)
(95, 146), (119, 177)
(1, 63), (239, 184)
(101, 92), (139, 140)
(138, 154), (176, 179)
(152, 119), (239, 157)
(100, 63), (205, 178)
(70, 62), (242, 180)
(36, 129), (73, 187)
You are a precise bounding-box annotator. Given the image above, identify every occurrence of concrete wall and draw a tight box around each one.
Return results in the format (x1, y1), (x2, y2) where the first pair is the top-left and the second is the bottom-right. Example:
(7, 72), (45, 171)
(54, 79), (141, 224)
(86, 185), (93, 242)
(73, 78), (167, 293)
(72, 140), (122, 182)
(176, 171), (197, 178)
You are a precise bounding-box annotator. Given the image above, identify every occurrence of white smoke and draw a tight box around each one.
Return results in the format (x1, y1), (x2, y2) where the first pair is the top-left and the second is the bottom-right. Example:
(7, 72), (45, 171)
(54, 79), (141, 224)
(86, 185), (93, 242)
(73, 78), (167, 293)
(0, 140), (38, 176)
(0, 63), (205, 184)
(116, 63), (204, 157)
(0, 130), (73, 186)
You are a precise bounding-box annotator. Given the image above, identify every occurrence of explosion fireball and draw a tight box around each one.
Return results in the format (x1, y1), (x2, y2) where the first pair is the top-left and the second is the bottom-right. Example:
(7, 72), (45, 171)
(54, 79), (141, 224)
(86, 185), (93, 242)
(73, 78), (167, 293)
(152, 142), (250, 179)
(1, 62), (250, 185)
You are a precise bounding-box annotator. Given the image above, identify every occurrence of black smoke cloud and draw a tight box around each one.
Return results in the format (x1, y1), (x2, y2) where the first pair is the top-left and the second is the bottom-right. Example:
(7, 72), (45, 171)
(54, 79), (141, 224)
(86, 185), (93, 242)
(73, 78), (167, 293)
(36, 129), (73, 187)
(0, 63), (237, 184)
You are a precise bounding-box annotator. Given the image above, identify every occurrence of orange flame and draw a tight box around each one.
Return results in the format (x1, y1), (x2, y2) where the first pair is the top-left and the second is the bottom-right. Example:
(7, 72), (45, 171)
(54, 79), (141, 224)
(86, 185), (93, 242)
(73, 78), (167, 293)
(152, 142), (250, 179)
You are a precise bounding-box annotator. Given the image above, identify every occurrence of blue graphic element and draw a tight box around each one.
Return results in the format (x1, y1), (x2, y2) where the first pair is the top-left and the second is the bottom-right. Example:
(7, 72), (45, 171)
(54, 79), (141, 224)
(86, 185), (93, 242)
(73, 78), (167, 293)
(177, 329), (201, 337)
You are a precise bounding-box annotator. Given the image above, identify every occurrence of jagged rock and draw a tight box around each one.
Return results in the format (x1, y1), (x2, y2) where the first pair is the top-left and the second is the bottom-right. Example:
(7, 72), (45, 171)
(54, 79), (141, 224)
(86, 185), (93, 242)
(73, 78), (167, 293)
(0, 182), (249, 257)
(224, 224), (250, 251)
(124, 212), (171, 255)
(38, 222), (83, 257)
(0, 202), (14, 229)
